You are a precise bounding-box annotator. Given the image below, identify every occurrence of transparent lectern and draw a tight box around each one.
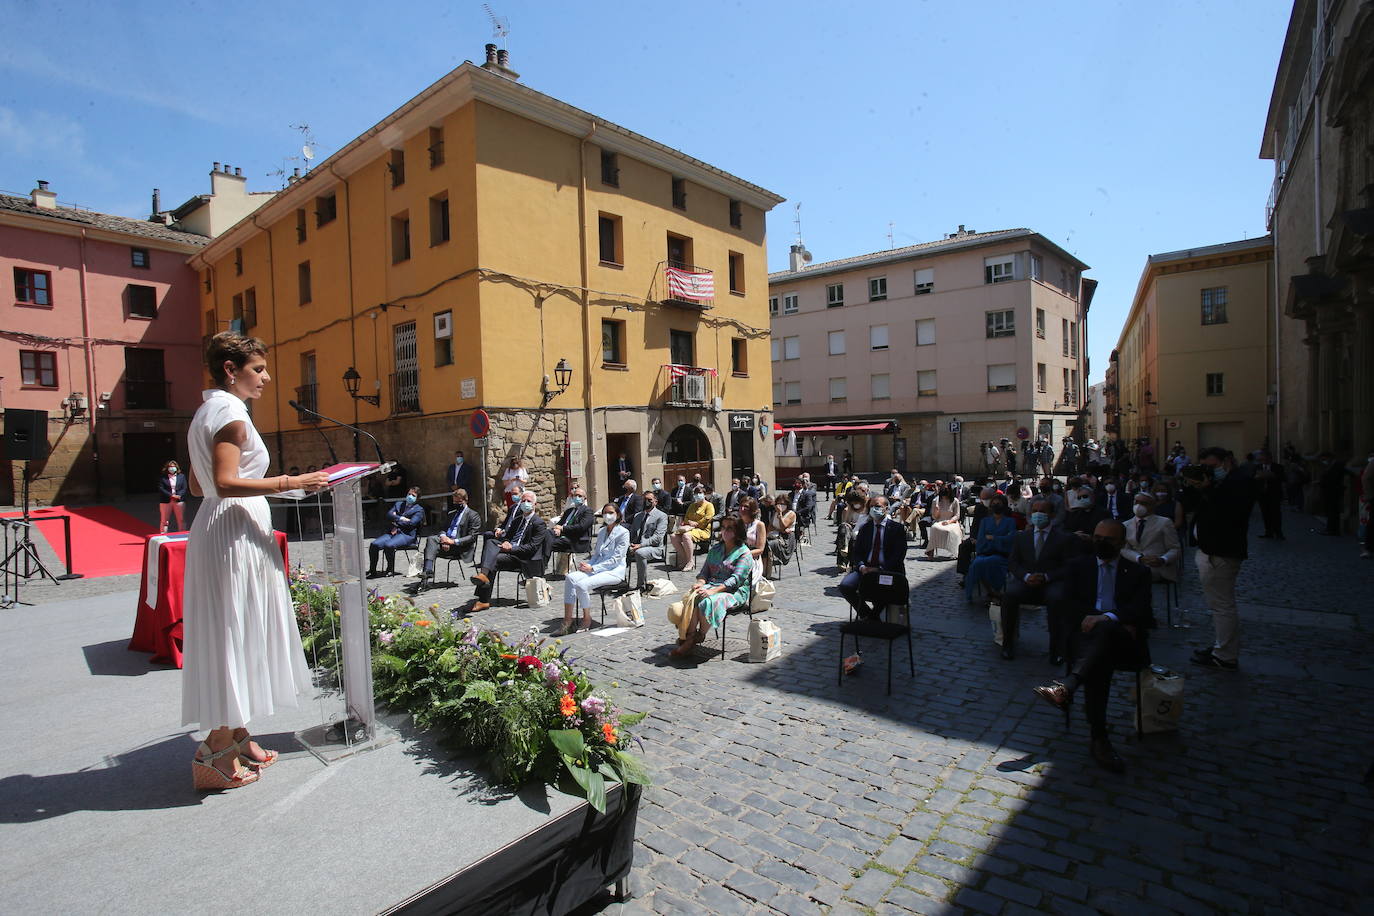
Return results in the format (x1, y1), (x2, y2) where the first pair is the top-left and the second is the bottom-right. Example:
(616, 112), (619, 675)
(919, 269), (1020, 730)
(273, 461), (399, 763)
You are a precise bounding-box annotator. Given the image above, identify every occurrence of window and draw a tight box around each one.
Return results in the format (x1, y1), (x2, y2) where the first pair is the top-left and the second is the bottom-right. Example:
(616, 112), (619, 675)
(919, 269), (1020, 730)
(430, 194), (450, 246)
(393, 320), (420, 413)
(299, 352), (318, 419)
(389, 148), (406, 187)
(784, 381), (801, 405)
(435, 310), (453, 367)
(600, 149), (619, 186)
(917, 369), (937, 397)
(391, 212), (411, 263)
(669, 329), (695, 366)
(1070, 368), (1079, 399)
(729, 199), (742, 229)
(19, 350), (57, 387)
(602, 319), (625, 365)
(771, 338), (782, 362)
(243, 287), (258, 329)
(132, 247), (150, 269)
(128, 284), (158, 319)
(986, 309), (1015, 338)
(1037, 362), (1047, 392)
(731, 337), (747, 376)
(124, 347), (167, 409)
(1035, 308), (1046, 338)
(296, 208), (307, 243)
(984, 255), (1015, 284)
(782, 293), (799, 314)
(671, 177), (687, 210)
(768, 295), (779, 316)
(783, 336), (800, 360)
(915, 318), (935, 346)
(14, 267), (52, 307)
(1206, 372), (1225, 396)
(869, 325), (889, 350)
(987, 363), (1017, 392)
(826, 283), (845, 308)
(829, 377), (847, 402)
(772, 381), (782, 405)
(1201, 287), (1228, 324)
(598, 214), (622, 264)
(1069, 321), (1079, 357)
(728, 251), (744, 293)
(868, 277), (887, 301)
(1029, 254), (1043, 281)
(1062, 367), (1071, 402)
(298, 261), (312, 305)
(914, 268), (933, 295)
(871, 373), (890, 400)
(827, 330), (846, 355)
(428, 126), (444, 167)
(315, 193), (337, 227)
(1062, 318), (1070, 356)
(232, 292), (244, 327)
(666, 232), (693, 268)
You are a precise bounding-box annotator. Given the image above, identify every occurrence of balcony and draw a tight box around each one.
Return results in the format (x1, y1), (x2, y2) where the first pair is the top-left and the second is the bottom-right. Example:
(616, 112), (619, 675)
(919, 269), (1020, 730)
(655, 261), (714, 311)
(656, 365), (719, 409)
(295, 383), (320, 424)
(125, 379), (169, 410)
(390, 369), (420, 415)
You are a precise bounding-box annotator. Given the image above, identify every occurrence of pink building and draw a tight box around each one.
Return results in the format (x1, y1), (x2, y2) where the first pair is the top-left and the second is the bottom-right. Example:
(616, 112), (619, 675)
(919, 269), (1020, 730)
(768, 227), (1093, 477)
(1, 182), (207, 504)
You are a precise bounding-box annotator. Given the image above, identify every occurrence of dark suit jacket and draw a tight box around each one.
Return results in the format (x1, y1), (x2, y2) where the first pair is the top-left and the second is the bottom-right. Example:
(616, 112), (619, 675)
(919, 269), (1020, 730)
(501, 513), (548, 562)
(439, 506), (482, 556)
(615, 491), (644, 522)
(1057, 553), (1154, 629)
(1097, 489), (1128, 521)
(157, 473), (188, 503)
(1007, 527), (1082, 583)
(445, 462), (474, 492)
(551, 504), (594, 545)
(723, 487), (744, 514)
(850, 518), (908, 572)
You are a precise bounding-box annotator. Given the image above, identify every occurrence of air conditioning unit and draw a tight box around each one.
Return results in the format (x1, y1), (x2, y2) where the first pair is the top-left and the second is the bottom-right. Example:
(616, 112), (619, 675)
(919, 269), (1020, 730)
(682, 373), (707, 404)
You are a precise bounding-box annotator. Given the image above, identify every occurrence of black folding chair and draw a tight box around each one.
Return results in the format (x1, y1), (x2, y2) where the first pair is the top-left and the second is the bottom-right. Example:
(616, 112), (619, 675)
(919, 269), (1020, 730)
(838, 571), (913, 695)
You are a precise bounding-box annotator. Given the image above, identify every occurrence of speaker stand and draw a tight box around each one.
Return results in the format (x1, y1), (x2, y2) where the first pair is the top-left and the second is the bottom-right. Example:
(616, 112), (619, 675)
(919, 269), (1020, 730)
(1, 465), (59, 607)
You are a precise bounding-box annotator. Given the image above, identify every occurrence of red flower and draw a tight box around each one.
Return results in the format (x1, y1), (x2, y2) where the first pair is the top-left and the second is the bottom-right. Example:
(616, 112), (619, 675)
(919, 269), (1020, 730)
(565, 680), (578, 696)
(516, 655), (543, 675)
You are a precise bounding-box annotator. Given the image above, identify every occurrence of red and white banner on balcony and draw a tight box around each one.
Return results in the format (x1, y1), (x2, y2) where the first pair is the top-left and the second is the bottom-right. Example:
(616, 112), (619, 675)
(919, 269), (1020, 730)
(665, 266), (714, 301)
(666, 364), (718, 378)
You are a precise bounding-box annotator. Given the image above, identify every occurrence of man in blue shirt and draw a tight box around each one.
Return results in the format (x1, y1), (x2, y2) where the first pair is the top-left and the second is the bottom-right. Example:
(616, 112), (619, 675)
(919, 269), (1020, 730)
(416, 488), (481, 592)
(368, 486), (426, 578)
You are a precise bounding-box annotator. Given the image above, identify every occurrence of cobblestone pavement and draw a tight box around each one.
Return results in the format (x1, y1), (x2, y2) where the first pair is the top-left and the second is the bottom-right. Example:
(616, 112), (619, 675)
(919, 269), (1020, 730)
(12, 498), (1374, 914)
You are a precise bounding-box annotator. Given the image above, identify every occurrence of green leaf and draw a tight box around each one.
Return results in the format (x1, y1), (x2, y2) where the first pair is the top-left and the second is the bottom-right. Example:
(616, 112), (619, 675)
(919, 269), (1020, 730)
(611, 750), (651, 786)
(618, 710), (648, 727)
(564, 761), (607, 813)
(548, 728), (586, 759)
(373, 653), (407, 674)
(461, 680), (497, 704)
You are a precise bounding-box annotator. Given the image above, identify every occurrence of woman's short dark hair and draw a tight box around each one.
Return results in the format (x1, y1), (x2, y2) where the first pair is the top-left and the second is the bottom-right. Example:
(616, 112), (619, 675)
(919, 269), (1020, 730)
(601, 503), (621, 524)
(205, 331), (267, 385)
(163, 459), (179, 474)
(738, 496), (759, 517)
(718, 515), (745, 544)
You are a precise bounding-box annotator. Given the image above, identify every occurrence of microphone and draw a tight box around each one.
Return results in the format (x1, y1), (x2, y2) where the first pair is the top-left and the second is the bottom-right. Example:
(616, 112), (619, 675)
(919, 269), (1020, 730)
(292, 405), (339, 466)
(288, 400), (385, 466)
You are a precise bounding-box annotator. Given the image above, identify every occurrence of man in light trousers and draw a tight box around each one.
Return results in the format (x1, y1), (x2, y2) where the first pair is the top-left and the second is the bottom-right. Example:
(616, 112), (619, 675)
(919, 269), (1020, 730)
(1190, 447), (1255, 670)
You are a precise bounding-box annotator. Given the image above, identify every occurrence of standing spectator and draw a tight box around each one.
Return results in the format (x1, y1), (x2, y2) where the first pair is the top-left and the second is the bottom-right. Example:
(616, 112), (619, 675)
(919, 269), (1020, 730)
(1253, 449), (1286, 539)
(445, 449), (474, 503)
(842, 450), (854, 475)
(615, 452), (634, 484)
(383, 462), (408, 501)
(1317, 453), (1348, 536)
(822, 454), (839, 497)
(629, 492), (668, 590)
(368, 486), (425, 578)
(838, 496), (907, 620)
(416, 487), (481, 592)
(1191, 448), (1255, 670)
(1005, 441), (1018, 476)
(158, 459), (189, 533)
(1137, 439), (1157, 475)
(500, 455), (529, 509)
(1084, 438), (1102, 471)
(561, 504), (630, 634)
(1040, 438), (1055, 477)
(1283, 450), (1309, 510)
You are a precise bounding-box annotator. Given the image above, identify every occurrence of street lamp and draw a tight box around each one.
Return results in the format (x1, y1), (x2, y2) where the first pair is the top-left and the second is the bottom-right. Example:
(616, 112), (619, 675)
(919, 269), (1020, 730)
(342, 366), (380, 406)
(541, 358), (572, 405)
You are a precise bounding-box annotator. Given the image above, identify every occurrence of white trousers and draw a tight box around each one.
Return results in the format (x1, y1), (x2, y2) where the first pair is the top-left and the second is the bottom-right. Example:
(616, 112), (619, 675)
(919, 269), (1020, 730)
(1196, 550), (1244, 662)
(564, 567), (625, 610)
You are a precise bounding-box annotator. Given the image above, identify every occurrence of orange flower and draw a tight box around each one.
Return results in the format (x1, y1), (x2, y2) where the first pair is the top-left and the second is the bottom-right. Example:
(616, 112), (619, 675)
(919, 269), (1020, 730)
(500, 653), (518, 660)
(415, 619), (432, 627)
(559, 694), (577, 717)
(602, 723), (618, 745)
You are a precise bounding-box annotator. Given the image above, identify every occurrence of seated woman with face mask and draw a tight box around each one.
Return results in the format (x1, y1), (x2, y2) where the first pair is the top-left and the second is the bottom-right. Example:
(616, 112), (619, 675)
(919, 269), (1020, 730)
(669, 488), (715, 571)
(562, 503), (630, 634)
(964, 494), (1017, 603)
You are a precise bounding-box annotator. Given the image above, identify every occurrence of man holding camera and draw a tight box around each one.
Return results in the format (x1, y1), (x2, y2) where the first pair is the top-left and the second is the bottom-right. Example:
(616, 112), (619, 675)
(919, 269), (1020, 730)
(1189, 447), (1255, 670)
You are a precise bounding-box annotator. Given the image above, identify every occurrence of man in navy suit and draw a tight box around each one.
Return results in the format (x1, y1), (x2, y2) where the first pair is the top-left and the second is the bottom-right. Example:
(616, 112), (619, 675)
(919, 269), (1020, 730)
(839, 496), (908, 620)
(1033, 520), (1153, 773)
(445, 450), (473, 509)
(1097, 478), (1128, 521)
(998, 499), (1084, 661)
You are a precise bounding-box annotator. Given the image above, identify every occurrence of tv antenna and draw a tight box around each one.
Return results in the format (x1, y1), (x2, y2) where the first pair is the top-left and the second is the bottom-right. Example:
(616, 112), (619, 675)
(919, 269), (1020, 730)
(291, 123), (318, 169)
(887, 221), (895, 250)
(483, 4), (510, 45)
(793, 202), (803, 246)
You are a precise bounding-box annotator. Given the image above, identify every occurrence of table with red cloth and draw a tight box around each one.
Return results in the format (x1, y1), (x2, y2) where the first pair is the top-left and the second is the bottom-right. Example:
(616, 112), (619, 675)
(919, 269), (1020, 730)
(128, 531), (290, 668)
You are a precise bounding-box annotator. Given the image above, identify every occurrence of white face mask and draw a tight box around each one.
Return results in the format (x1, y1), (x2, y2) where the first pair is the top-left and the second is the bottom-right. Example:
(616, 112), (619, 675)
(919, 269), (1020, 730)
(1105, 484), (1117, 493)
(1132, 504), (1150, 518)
(602, 513), (617, 524)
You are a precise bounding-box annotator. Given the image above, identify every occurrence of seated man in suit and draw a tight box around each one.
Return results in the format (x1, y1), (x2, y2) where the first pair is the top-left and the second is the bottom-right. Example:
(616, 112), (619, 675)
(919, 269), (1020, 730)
(723, 478), (745, 515)
(794, 478), (817, 532)
(839, 496), (909, 620)
(648, 477), (671, 518)
(469, 490), (547, 611)
(1121, 493), (1180, 583)
(549, 486), (595, 556)
(1060, 485), (1103, 539)
(416, 487), (482, 591)
(629, 491), (669, 590)
(614, 478), (644, 524)
(1097, 479), (1129, 522)
(368, 486), (426, 578)
(998, 499), (1083, 661)
(1032, 520), (1153, 774)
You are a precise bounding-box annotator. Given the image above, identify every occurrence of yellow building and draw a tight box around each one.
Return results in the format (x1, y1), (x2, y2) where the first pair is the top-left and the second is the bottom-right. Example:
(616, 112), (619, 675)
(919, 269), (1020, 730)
(190, 49), (783, 517)
(1114, 237), (1274, 459)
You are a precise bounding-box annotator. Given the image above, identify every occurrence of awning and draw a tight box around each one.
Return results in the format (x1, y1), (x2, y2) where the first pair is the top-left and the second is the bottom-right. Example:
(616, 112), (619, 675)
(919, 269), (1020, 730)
(782, 421), (898, 435)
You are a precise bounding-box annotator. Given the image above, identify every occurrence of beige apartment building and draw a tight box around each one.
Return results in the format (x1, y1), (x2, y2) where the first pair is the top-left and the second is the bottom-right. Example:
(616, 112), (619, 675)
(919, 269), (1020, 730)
(1114, 237), (1275, 459)
(768, 227), (1092, 476)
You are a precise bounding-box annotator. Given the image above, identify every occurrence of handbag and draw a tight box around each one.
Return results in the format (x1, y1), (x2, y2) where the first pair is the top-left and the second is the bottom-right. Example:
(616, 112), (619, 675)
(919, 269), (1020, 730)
(750, 577), (776, 612)
(612, 590), (644, 628)
(747, 618), (782, 662)
(525, 576), (552, 608)
(1133, 668), (1185, 733)
(405, 553), (422, 578)
(646, 578), (677, 598)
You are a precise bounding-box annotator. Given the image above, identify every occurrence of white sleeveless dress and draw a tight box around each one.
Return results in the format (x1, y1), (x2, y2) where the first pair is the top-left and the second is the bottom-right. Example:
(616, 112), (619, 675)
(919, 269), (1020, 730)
(181, 389), (311, 728)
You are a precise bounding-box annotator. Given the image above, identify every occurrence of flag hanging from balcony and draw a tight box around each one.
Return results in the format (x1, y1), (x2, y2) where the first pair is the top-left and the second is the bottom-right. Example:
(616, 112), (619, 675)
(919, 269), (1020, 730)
(666, 364), (718, 378)
(666, 265), (714, 301)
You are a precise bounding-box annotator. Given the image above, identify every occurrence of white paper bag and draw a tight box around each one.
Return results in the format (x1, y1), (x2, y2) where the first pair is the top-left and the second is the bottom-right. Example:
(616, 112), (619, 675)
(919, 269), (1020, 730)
(748, 618), (782, 662)
(988, 602), (1003, 646)
(525, 576), (552, 608)
(405, 553), (422, 578)
(621, 590), (644, 627)
(750, 577), (776, 613)
(646, 578), (677, 598)
(1134, 669), (1185, 733)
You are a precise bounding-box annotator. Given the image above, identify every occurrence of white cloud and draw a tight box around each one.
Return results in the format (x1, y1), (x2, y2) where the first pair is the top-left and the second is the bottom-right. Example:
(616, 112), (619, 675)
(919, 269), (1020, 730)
(0, 107), (88, 160)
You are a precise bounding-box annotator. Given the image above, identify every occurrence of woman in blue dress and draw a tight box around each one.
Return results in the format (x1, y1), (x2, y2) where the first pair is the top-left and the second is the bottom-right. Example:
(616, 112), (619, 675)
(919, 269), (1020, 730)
(965, 493), (1017, 603)
(670, 516), (753, 658)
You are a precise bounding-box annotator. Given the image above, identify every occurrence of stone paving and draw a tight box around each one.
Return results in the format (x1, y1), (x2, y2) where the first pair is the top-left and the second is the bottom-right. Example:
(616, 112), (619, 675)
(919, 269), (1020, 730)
(10, 496), (1374, 914)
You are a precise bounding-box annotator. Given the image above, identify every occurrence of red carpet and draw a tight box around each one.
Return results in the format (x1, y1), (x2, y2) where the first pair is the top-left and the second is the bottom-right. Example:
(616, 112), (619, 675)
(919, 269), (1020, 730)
(1, 505), (156, 578)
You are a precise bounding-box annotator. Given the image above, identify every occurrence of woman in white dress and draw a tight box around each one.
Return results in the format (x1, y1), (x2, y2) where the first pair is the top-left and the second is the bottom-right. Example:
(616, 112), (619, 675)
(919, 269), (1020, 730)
(562, 503), (631, 634)
(501, 456), (529, 509)
(925, 486), (963, 559)
(738, 497), (767, 589)
(183, 333), (328, 791)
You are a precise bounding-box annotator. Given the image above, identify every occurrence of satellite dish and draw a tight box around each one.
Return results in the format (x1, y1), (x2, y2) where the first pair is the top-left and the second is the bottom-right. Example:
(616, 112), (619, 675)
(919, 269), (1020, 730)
(302, 145), (315, 161)
(802, 249), (813, 263)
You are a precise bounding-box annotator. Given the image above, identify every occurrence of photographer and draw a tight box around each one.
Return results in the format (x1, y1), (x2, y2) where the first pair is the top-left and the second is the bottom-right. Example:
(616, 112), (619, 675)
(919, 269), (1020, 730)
(1188, 447), (1255, 670)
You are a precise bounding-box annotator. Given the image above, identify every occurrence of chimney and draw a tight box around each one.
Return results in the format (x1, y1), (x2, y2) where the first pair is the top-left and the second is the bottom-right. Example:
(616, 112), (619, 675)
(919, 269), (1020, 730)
(234, 167), (242, 177)
(789, 244), (806, 272)
(213, 161), (221, 172)
(485, 43), (498, 65)
(31, 180), (57, 210)
(150, 188), (161, 220)
(481, 43), (520, 80)
(497, 48), (509, 67)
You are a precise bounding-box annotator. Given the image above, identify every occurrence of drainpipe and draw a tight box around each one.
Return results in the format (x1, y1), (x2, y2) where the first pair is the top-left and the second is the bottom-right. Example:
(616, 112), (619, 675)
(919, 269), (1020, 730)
(252, 211), (285, 470)
(577, 123), (598, 502)
(329, 162), (360, 461)
(78, 229), (101, 500)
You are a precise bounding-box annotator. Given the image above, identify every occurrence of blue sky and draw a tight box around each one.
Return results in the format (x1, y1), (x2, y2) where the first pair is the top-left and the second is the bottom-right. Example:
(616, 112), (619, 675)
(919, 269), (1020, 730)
(0, 0), (1290, 382)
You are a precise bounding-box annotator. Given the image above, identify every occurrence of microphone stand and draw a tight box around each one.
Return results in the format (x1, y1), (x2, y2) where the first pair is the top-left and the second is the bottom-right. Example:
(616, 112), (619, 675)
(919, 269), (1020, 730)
(288, 400), (385, 466)
(289, 404), (339, 465)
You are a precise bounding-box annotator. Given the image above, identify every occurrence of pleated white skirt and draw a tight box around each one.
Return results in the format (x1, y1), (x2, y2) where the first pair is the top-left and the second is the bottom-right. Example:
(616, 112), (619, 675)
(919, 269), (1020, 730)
(180, 495), (311, 729)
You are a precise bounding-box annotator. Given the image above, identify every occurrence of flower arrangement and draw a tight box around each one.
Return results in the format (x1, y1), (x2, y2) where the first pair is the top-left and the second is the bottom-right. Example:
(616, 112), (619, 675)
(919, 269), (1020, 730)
(290, 571), (647, 812)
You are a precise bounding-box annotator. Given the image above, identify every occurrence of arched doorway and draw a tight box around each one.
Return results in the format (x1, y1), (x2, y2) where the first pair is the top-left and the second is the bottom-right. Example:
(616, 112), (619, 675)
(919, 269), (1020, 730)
(663, 424), (713, 489)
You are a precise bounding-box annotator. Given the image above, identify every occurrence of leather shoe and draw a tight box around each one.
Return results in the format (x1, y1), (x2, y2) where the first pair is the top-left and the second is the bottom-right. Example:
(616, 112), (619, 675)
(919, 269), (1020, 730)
(1049, 653), (1065, 666)
(470, 600), (490, 612)
(1000, 644), (1015, 660)
(470, 572), (489, 587)
(1091, 737), (1125, 774)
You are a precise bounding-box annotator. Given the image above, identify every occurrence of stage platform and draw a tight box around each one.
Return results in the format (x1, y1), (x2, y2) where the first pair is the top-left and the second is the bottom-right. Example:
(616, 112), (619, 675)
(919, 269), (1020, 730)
(0, 589), (626, 914)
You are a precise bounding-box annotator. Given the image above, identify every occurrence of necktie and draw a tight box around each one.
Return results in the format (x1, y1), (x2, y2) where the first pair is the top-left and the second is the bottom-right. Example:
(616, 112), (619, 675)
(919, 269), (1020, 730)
(1034, 530), (1044, 559)
(1098, 561), (1115, 611)
(509, 516), (525, 546)
(869, 523), (883, 566)
(1136, 518), (1146, 544)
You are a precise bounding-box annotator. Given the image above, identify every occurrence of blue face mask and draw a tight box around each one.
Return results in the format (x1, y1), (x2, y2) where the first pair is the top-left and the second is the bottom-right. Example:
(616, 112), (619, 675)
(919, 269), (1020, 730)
(520, 501), (534, 514)
(1030, 511), (1050, 529)
(572, 496), (584, 505)
(405, 494), (417, 504)
(869, 507), (886, 520)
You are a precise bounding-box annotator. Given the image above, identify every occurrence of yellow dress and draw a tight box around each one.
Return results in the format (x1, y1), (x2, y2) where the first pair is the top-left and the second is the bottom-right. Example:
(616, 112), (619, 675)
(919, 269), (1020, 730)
(683, 501), (715, 542)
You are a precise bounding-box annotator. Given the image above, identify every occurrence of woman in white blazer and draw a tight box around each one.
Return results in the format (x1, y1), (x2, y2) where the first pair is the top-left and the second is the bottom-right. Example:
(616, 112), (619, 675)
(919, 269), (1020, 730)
(562, 503), (631, 633)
